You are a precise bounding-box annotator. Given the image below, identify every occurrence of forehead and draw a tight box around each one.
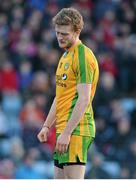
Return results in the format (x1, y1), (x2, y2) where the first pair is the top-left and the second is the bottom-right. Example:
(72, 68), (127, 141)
(55, 24), (73, 33)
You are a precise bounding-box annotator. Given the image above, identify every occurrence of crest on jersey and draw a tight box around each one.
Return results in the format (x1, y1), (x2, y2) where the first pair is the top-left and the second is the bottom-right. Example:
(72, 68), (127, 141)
(64, 62), (69, 71)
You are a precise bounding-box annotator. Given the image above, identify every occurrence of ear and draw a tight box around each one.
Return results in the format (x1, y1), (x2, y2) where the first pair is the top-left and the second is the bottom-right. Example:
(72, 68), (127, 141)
(76, 29), (81, 36)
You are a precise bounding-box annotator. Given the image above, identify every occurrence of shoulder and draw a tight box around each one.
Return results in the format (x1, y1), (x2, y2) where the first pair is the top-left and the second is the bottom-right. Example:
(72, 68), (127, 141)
(75, 43), (97, 61)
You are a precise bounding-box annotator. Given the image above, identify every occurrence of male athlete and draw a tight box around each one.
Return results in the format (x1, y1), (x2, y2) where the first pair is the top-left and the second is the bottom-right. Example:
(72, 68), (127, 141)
(37, 7), (99, 179)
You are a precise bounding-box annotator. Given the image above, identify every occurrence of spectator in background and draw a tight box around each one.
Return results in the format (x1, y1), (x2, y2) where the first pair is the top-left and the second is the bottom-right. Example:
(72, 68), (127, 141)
(1, 90), (22, 136)
(99, 52), (118, 77)
(0, 159), (15, 179)
(30, 71), (49, 95)
(0, 60), (19, 92)
(13, 148), (43, 179)
(20, 98), (45, 149)
(18, 60), (33, 94)
(94, 72), (118, 107)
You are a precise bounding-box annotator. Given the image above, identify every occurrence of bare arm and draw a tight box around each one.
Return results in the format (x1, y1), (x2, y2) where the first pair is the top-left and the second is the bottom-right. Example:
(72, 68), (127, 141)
(56, 84), (91, 153)
(43, 97), (56, 128)
(37, 97), (56, 142)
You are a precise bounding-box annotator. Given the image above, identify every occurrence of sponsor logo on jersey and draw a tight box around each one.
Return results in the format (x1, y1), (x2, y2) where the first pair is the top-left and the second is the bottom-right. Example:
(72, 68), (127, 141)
(62, 74), (67, 80)
(56, 73), (68, 87)
(56, 74), (67, 81)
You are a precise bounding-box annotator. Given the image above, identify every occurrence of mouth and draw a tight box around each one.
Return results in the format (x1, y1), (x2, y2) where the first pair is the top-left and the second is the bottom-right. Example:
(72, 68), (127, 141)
(60, 42), (65, 45)
(58, 42), (66, 47)
(58, 39), (66, 44)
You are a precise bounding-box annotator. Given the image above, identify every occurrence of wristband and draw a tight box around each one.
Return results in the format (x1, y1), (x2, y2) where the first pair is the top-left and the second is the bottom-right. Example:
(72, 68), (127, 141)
(43, 125), (50, 129)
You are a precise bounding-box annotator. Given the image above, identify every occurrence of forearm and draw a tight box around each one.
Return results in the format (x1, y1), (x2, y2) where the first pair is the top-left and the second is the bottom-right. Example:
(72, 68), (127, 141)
(63, 97), (89, 135)
(43, 97), (56, 128)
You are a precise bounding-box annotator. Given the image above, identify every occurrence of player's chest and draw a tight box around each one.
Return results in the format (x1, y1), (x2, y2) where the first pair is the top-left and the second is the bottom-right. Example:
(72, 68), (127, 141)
(56, 56), (74, 81)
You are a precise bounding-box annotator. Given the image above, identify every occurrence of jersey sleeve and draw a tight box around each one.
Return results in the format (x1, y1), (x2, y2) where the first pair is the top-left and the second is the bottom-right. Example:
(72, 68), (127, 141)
(72, 44), (96, 84)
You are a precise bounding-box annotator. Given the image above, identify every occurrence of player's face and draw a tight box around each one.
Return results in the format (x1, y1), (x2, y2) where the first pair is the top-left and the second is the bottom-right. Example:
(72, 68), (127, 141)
(55, 24), (78, 50)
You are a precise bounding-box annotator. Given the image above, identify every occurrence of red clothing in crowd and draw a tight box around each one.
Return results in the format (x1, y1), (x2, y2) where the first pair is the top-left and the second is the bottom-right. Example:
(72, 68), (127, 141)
(0, 69), (19, 91)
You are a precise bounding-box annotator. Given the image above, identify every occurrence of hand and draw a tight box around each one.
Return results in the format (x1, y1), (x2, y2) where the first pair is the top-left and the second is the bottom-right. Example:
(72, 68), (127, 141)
(55, 132), (71, 154)
(37, 126), (49, 143)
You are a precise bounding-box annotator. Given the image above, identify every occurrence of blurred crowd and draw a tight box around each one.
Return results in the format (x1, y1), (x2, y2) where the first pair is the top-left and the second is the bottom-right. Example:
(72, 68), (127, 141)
(0, 0), (136, 179)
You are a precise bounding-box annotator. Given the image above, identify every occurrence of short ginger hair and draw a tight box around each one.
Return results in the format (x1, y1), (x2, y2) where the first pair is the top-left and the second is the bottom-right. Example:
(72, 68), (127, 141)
(52, 7), (84, 33)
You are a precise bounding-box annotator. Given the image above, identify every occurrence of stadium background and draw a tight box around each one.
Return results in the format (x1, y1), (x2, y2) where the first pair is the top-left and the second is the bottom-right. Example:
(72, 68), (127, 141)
(0, 0), (136, 178)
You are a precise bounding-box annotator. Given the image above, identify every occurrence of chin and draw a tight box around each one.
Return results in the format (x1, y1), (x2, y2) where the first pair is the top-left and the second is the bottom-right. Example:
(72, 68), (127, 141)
(59, 43), (66, 49)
